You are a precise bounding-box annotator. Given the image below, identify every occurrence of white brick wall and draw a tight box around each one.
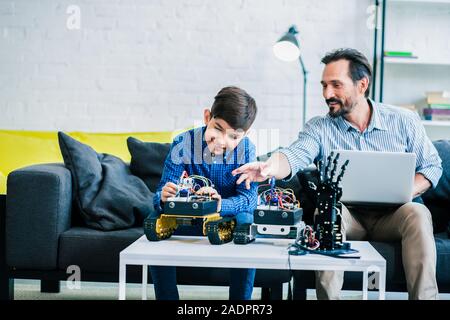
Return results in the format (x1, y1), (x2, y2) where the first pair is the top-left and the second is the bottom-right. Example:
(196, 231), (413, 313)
(0, 0), (375, 154)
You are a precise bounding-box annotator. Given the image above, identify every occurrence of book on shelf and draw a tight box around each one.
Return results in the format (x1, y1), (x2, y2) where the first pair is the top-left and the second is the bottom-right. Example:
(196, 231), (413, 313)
(384, 51), (418, 59)
(428, 103), (450, 110)
(423, 108), (450, 121)
(426, 91), (450, 105)
(423, 115), (450, 121)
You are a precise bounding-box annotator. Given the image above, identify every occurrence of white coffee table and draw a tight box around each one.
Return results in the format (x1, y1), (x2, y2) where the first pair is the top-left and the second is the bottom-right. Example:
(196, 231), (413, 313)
(118, 235), (386, 300)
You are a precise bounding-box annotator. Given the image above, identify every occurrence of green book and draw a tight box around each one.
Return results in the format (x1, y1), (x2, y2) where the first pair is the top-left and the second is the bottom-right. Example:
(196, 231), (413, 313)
(384, 51), (414, 57)
(429, 103), (450, 109)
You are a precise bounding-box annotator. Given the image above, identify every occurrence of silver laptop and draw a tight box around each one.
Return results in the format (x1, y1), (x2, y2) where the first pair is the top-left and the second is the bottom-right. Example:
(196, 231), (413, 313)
(330, 150), (416, 207)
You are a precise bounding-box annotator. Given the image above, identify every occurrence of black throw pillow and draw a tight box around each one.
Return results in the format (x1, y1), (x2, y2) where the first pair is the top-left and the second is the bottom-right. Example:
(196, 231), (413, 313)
(423, 140), (450, 203)
(127, 137), (171, 193)
(422, 140), (450, 232)
(447, 221), (450, 238)
(58, 132), (155, 231)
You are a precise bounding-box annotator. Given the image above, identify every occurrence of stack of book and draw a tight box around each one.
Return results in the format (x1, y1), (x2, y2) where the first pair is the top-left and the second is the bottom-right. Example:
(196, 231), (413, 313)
(423, 91), (450, 121)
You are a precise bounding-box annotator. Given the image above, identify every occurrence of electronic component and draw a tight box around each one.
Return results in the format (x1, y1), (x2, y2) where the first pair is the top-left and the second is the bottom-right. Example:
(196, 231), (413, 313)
(164, 196), (218, 216)
(163, 171), (218, 216)
(233, 177), (305, 244)
(144, 171), (236, 245)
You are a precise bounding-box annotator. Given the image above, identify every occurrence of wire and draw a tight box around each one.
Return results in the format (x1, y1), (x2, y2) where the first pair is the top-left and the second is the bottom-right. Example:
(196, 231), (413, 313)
(175, 173), (215, 199)
(257, 185), (300, 210)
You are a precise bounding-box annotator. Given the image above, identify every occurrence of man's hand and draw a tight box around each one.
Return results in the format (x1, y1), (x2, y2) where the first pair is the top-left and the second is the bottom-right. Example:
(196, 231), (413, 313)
(232, 152), (292, 189)
(413, 173), (431, 198)
(196, 187), (222, 212)
(231, 161), (271, 189)
(161, 182), (178, 202)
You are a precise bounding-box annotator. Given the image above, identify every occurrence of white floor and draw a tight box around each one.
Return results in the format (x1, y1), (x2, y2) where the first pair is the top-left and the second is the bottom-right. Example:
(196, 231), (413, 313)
(12, 279), (450, 300)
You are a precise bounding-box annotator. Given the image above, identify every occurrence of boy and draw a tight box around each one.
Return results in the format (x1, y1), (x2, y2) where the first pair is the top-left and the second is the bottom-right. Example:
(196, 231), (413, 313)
(150, 86), (258, 300)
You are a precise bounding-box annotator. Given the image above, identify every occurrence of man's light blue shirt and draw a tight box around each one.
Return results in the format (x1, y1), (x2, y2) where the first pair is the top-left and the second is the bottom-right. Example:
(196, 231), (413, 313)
(279, 99), (443, 188)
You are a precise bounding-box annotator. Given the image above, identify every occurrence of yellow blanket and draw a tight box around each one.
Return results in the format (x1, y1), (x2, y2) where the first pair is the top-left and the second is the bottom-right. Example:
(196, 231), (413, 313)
(0, 129), (180, 194)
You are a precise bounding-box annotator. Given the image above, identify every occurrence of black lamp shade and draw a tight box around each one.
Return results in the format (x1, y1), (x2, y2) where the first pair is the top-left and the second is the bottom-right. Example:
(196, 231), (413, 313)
(277, 26), (300, 48)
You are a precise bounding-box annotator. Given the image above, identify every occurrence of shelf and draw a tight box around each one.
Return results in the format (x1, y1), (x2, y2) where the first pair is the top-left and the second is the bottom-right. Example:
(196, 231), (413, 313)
(376, 0), (450, 104)
(422, 120), (450, 127)
(383, 57), (450, 66)
(388, 0), (450, 4)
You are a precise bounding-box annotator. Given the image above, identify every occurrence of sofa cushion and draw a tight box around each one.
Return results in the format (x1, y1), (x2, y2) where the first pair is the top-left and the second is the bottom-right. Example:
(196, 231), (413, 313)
(423, 140), (450, 232)
(423, 140), (450, 203)
(127, 137), (171, 193)
(58, 132), (155, 231)
(448, 221), (450, 238)
(435, 233), (450, 287)
(58, 227), (144, 273)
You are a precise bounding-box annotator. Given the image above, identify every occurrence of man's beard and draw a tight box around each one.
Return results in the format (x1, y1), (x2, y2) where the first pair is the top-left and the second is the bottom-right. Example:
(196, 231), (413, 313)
(326, 97), (353, 118)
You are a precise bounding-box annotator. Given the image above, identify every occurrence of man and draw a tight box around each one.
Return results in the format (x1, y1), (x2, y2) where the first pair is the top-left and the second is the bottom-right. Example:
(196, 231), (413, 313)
(232, 48), (442, 300)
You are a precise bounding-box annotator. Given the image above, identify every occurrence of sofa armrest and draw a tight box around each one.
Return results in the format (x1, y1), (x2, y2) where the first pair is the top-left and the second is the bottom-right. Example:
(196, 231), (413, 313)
(6, 164), (72, 270)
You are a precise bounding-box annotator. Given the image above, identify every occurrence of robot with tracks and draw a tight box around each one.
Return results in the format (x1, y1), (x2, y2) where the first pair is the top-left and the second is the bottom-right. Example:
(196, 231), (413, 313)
(233, 177), (305, 244)
(144, 171), (236, 245)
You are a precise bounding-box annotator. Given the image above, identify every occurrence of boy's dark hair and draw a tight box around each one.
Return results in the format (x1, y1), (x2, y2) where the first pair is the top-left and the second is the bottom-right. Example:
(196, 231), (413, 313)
(211, 86), (257, 131)
(321, 48), (372, 98)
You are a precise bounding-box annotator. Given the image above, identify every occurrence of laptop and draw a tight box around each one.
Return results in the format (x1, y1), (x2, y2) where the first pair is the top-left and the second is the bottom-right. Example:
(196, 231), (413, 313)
(330, 150), (416, 207)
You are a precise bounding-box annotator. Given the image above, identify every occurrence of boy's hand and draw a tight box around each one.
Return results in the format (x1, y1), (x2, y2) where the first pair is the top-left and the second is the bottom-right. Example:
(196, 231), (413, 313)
(161, 182), (178, 202)
(232, 161), (271, 189)
(196, 186), (217, 196)
(210, 193), (222, 213)
(196, 187), (222, 212)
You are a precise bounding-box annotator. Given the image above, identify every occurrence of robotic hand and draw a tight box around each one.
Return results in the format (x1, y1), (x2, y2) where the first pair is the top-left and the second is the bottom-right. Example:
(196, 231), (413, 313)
(302, 152), (349, 251)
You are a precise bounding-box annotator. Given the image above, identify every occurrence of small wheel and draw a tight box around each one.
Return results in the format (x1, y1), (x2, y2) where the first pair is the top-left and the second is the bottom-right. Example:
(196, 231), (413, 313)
(206, 217), (236, 245)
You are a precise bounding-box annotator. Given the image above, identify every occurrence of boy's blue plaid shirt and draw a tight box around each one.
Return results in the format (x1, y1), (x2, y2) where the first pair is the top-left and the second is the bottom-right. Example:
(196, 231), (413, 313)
(153, 127), (258, 216)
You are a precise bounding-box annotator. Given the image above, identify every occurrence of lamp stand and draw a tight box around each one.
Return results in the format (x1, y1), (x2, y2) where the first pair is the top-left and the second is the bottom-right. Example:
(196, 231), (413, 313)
(299, 55), (308, 129)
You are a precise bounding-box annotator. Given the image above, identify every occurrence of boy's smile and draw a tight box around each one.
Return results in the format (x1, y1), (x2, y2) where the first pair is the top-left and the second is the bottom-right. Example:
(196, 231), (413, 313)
(203, 109), (246, 156)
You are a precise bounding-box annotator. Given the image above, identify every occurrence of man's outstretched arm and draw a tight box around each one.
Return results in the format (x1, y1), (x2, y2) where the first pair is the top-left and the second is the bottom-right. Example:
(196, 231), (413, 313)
(232, 119), (323, 189)
(231, 152), (292, 189)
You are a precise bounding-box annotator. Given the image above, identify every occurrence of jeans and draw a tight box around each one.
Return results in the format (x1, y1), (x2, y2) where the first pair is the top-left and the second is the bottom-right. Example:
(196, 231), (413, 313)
(150, 266), (256, 300)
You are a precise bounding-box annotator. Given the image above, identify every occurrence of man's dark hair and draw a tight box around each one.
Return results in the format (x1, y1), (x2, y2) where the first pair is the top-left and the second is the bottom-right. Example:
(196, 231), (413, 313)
(321, 48), (372, 98)
(211, 86), (257, 131)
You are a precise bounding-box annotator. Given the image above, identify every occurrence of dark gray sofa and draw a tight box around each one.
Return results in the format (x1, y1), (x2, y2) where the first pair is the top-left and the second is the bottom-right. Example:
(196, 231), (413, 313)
(1, 140), (449, 300)
(0, 163), (291, 300)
